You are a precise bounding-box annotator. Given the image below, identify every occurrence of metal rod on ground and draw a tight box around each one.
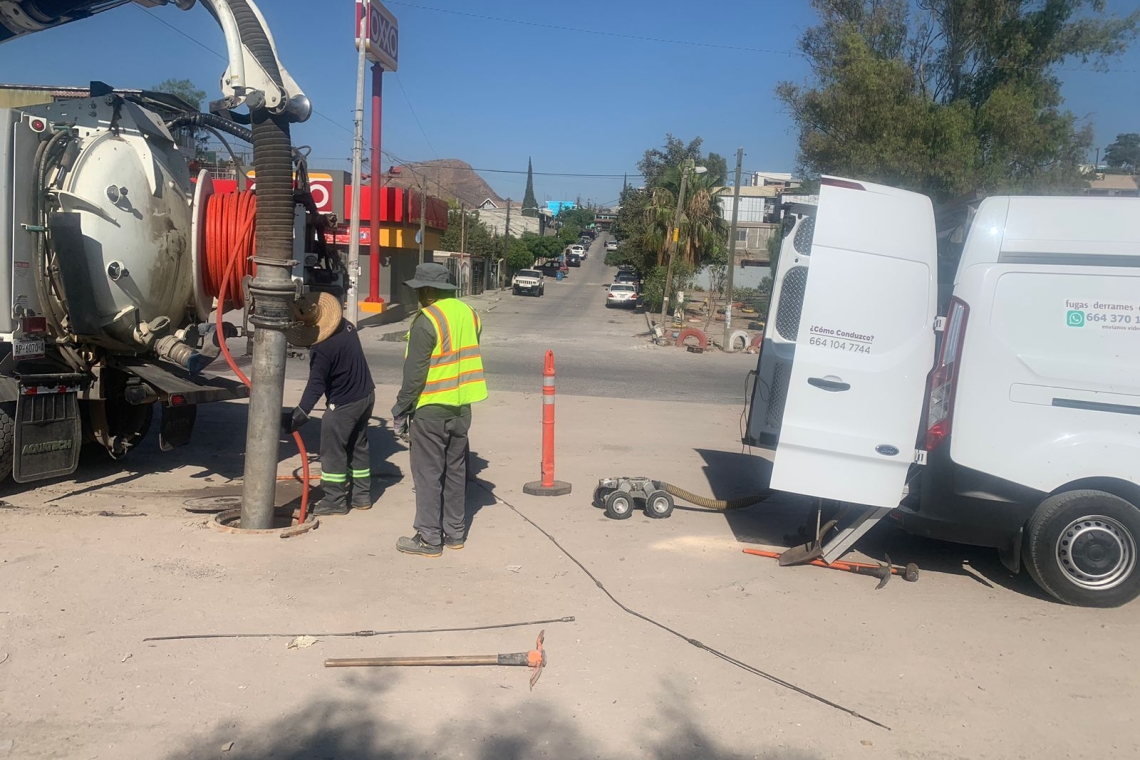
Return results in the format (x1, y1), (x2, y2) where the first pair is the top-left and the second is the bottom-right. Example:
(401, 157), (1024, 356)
(524, 350), (571, 496)
(344, 13), (367, 328)
(367, 61), (384, 307)
(723, 147), (744, 351)
(325, 630), (548, 691)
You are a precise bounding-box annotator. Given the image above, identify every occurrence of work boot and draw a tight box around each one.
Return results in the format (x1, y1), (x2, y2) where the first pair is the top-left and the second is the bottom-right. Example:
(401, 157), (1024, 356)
(351, 499), (373, 511)
(311, 498), (349, 517)
(397, 534), (442, 557)
(443, 535), (466, 550)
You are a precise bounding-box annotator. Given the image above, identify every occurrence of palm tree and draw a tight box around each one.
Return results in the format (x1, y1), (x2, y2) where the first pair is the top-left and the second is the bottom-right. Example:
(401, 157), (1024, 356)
(643, 165), (727, 268)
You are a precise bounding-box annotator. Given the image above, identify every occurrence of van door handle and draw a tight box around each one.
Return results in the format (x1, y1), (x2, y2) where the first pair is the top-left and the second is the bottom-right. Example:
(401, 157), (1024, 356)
(807, 377), (851, 392)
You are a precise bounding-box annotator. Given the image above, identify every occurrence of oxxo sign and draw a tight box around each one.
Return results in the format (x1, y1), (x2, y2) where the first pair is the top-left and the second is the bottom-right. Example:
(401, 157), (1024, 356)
(356, 0), (398, 71)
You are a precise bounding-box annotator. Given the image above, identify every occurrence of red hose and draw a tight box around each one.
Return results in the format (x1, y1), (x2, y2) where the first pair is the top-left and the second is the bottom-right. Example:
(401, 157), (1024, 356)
(204, 190), (310, 525)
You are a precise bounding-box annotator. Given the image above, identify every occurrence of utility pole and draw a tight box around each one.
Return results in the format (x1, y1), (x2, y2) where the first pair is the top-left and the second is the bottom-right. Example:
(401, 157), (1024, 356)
(659, 161), (692, 325)
(344, 13), (368, 330)
(417, 175), (427, 264)
(502, 199), (512, 290)
(460, 202), (467, 254)
(722, 147), (745, 352)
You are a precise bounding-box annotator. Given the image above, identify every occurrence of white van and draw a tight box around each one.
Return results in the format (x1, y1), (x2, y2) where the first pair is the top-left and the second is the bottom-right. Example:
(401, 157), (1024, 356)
(746, 177), (1140, 607)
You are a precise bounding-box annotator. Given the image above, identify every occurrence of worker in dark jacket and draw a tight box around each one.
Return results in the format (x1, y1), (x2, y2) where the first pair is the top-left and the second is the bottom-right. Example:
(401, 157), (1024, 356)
(282, 292), (376, 516)
(393, 263), (488, 557)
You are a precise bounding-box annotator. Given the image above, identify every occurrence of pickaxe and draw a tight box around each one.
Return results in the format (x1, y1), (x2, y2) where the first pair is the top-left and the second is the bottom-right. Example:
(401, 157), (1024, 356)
(324, 629), (548, 690)
(744, 549), (919, 589)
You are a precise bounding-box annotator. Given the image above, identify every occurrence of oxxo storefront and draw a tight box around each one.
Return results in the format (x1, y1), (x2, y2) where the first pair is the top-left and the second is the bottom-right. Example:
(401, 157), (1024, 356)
(213, 169), (448, 323)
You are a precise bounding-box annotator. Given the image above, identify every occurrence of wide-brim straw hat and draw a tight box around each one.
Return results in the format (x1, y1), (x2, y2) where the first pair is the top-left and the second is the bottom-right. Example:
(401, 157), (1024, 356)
(286, 291), (342, 347)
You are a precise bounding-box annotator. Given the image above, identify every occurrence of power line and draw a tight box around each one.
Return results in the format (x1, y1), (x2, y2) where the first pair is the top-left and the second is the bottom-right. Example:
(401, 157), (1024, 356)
(387, 1), (798, 58)
(392, 71), (439, 159)
(134, 4), (354, 136)
(387, 1), (1137, 74)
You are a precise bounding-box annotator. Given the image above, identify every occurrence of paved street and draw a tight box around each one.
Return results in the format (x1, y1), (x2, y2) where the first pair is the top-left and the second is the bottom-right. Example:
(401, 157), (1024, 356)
(353, 235), (759, 405)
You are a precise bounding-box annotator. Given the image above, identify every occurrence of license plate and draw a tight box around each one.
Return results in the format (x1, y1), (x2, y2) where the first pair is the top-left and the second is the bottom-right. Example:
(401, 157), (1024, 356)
(13, 338), (45, 360)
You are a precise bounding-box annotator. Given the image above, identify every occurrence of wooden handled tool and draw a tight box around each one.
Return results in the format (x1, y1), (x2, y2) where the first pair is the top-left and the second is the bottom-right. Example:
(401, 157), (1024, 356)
(324, 629), (548, 690)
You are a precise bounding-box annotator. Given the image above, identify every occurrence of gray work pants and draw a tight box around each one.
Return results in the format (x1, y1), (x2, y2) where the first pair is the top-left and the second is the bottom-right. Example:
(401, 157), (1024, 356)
(410, 406), (471, 545)
(320, 392), (375, 508)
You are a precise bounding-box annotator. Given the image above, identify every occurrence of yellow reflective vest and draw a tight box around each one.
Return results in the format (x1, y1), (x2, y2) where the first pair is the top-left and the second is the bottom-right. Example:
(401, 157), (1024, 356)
(408, 298), (488, 409)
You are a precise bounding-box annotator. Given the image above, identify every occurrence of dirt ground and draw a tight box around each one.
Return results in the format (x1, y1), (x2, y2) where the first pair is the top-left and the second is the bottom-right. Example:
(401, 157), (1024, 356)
(2, 381), (1139, 760)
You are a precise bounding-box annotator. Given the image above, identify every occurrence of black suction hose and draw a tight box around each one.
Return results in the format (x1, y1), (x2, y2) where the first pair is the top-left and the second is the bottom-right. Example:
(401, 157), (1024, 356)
(165, 112), (253, 144)
(227, 0), (295, 327)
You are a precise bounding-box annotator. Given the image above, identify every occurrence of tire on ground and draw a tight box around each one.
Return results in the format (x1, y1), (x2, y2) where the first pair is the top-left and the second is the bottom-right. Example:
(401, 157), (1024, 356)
(750, 333), (764, 349)
(0, 401), (13, 482)
(675, 328), (708, 349)
(728, 330), (749, 351)
(1023, 489), (1140, 607)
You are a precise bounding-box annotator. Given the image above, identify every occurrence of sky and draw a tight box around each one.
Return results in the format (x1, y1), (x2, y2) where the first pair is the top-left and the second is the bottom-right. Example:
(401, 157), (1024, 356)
(0, 0), (1137, 206)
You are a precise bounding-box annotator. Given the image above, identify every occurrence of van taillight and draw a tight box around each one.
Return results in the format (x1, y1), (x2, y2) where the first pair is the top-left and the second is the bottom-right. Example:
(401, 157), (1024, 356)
(925, 297), (969, 451)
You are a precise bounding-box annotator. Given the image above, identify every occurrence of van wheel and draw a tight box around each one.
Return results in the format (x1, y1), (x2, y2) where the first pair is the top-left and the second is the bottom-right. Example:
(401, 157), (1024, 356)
(1023, 489), (1140, 607)
(0, 402), (14, 482)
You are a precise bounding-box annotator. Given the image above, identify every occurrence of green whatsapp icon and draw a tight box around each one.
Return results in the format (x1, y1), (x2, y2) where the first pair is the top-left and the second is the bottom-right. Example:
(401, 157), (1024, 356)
(1067, 310), (1085, 327)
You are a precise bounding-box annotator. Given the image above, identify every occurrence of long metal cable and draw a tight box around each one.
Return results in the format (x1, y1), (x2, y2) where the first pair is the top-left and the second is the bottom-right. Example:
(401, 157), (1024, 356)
(143, 616), (575, 643)
(475, 480), (891, 731)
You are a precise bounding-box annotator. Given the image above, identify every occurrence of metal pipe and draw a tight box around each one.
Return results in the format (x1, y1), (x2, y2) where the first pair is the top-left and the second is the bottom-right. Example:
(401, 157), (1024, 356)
(224, 0), (297, 530)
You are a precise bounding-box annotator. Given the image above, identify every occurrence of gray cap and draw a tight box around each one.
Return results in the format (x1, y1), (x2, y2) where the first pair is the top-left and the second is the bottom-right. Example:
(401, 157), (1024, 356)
(404, 262), (457, 290)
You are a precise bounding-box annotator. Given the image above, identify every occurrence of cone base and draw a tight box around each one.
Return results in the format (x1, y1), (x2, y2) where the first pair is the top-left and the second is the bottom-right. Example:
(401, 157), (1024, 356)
(523, 480), (572, 497)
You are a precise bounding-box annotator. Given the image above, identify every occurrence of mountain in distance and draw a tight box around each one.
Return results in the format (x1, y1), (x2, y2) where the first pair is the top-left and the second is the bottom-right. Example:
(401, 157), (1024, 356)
(388, 159), (503, 208)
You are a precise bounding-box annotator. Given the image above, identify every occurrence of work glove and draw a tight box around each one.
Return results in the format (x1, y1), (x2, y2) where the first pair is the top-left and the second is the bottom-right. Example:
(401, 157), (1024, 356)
(281, 407), (310, 435)
(393, 414), (410, 442)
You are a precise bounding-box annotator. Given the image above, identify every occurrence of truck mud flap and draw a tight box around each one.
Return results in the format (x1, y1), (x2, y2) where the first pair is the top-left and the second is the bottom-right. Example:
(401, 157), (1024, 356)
(12, 389), (81, 483)
(159, 404), (197, 452)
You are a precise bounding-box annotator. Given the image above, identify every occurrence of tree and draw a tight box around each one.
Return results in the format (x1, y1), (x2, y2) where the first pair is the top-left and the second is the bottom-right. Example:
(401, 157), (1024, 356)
(637, 134), (705, 188)
(522, 157), (539, 217)
(505, 237), (535, 271)
(438, 207), (496, 258)
(151, 78), (206, 109)
(1105, 133), (1140, 173)
(778, 0), (1139, 200)
(153, 79), (211, 158)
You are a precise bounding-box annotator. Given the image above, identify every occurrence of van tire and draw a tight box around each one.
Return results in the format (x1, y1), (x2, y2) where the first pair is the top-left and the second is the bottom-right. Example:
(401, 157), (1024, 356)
(0, 402), (14, 482)
(1023, 489), (1140, 608)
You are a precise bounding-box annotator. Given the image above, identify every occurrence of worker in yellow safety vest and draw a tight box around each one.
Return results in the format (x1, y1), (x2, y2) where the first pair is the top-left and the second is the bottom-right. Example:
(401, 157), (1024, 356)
(392, 262), (488, 557)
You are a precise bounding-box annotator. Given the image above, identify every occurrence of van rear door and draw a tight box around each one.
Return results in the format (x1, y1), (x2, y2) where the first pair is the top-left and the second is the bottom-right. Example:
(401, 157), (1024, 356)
(748, 177), (938, 508)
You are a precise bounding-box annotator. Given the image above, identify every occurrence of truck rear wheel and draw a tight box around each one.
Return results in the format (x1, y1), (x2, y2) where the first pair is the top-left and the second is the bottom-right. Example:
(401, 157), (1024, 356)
(1023, 489), (1140, 608)
(81, 399), (154, 461)
(0, 402), (14, 482)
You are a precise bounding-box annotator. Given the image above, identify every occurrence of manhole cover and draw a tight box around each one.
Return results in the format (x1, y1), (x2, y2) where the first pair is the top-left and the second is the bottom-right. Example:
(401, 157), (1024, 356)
(183, 495), (243, 513)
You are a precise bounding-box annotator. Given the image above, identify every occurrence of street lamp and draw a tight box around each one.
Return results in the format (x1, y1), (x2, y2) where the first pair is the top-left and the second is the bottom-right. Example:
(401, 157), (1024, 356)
(660, 160), (707, 325)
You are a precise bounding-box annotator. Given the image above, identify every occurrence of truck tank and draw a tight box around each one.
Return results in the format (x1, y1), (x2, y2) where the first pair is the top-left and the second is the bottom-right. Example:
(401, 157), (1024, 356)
(21, 95), (199, 362)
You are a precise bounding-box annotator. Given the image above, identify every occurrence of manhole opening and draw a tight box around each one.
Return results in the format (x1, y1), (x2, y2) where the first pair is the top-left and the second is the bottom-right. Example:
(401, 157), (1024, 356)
(210, 508), (318, 537)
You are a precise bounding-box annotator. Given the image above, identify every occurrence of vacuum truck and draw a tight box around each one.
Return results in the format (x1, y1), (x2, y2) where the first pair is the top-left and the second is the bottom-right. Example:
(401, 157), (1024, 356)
(0, 1), (340, 486)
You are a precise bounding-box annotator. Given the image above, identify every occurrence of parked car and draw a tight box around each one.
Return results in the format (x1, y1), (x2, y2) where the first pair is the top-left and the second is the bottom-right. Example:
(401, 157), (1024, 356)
(511, 268), (545, 297)
(606, 283), (638, 308)
(614, 271), (640, 290)
(746, 177), (1140, 608)
(605, 239), (619, 252)
(568, 252), (582, 267)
